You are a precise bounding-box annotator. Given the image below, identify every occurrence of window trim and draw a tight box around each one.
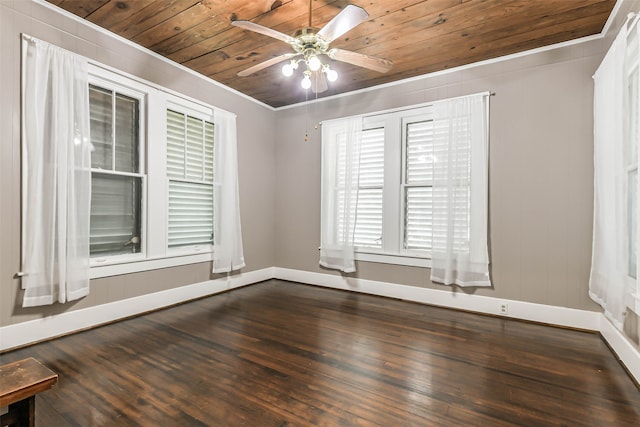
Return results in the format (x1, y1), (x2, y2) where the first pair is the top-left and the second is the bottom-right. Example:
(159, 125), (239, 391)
(90, 252), (214, 279)
(165, 96), (215, 254)
(401, 110), (436, 256)
(358, 106), (435, 262)
(626, 32), (640, 311)
(85, 64), (218, 278)
(88, 72), (148, 263)
(322, 96), (488, 268)
(355, 251), (432, 268)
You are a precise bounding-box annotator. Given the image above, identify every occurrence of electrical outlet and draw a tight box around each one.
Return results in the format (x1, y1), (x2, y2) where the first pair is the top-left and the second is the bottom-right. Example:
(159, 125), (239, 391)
(499, 303), (508, 315)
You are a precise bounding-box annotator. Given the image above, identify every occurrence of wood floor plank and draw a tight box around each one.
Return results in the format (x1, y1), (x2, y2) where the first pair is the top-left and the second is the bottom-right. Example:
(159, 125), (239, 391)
(1, 280), (638, 426)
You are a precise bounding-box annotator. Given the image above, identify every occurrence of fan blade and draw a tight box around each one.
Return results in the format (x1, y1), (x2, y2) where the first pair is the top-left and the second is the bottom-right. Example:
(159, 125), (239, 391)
(237, 53), (299, 77)
(317, 5), (369, 43)
(329, 48), (393, 73)
(232, 20), (295, 44)
(310, 71), (328, 94)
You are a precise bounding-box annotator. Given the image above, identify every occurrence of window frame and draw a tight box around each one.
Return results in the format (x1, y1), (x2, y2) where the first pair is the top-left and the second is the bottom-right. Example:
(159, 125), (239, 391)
(165, 96), (215, 256)
(353, 106), (435, 267)
(88, 71), (148, 265)
(400, 109), (438, 258)
(626, 30), (640, 305)
(324, 99), (487, 269)
(352, 124), (384, 250)
(85, 64), (219, 279)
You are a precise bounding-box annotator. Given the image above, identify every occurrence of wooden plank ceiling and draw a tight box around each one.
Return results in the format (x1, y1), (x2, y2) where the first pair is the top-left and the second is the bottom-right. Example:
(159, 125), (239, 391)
(47, 0), (616, 108)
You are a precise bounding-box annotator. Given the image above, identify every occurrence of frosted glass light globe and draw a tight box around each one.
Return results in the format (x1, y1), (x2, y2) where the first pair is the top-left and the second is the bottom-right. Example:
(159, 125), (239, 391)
(282, 63), (294, 77)
(301, 75), (312, 89)
(326, 68), (338, 82)
(308, 55), (322, 71)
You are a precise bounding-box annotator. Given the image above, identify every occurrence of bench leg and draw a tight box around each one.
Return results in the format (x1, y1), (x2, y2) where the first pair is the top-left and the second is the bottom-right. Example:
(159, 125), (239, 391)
(0, 396), (35, 427)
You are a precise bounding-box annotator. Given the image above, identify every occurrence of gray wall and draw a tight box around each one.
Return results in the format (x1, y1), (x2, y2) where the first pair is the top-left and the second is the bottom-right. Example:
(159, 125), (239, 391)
(274, 40), (609, 311)
(0, 1), (276, 327)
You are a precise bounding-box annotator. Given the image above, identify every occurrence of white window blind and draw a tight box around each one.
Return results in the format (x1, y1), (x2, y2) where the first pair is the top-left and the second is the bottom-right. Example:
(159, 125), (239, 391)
(166, 109), (214, 248)
(403, 115), (472, 254)
(404, 120), (434, 251)
(334, 127), (384, 249)
(89, 84), (143, 256)
(354, 128), (384, 248)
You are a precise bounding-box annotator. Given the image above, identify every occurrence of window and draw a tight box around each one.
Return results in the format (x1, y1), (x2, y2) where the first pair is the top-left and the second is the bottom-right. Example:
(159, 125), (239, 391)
(351, 106), (439, 263)
(88, 82), (145, 258)
(322, 97), (488, 268)
(357, 106), (439, 262)
(84, 65), (220, 277)
(166, 108), (214, 248)
(20, 41), (243, 281)
(404, 119), (435, 252)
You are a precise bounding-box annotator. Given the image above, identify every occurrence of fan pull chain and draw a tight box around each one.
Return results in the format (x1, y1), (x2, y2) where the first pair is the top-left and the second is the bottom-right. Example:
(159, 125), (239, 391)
(304, 89), (310, 142)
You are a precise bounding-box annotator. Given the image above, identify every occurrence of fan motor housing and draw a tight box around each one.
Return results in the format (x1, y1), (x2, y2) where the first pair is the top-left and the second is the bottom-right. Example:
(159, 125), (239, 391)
(292, 27), (328, 54)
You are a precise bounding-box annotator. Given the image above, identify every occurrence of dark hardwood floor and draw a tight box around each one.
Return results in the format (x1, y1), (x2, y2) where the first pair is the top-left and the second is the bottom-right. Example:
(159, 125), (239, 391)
(1, 280), (639, 426)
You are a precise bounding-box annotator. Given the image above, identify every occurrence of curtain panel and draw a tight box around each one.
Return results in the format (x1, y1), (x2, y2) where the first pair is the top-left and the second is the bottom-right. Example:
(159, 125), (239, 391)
(319, 117), (363, 273)
(21, 35), (92, 307)
(212, 110), (245, 273)
(430, 94), (491, 287)
(590, 21), (637, 329)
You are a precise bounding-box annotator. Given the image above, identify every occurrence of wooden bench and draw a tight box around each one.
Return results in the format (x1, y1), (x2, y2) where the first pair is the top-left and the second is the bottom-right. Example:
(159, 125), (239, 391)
(1, 357), (58, 427)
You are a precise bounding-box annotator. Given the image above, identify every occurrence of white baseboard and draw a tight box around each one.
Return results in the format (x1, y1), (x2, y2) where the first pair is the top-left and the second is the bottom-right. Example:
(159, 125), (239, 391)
(599, 315), (640, 384)
(273, 267), (640, 384)
(273, 268), (601, 329)
(0, 267), (275, 352)
(2, 265), (638, 385)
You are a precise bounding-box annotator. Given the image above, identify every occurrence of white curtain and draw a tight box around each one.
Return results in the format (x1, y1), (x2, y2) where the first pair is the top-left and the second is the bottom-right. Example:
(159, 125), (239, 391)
(320, 117), (363, 273)
(430, 94), (491, 287)
(21, 35), (92, 307)
(590, 23), (634, 329)
(212, 110), (245, 273)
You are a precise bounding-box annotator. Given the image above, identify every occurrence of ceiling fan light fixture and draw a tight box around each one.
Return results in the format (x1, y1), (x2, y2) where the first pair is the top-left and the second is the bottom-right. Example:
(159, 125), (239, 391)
(307, 55), (322, 71)
(282, 62), (294, 77)
(324, 65), (338, 82)
(301, 72), (312, 89)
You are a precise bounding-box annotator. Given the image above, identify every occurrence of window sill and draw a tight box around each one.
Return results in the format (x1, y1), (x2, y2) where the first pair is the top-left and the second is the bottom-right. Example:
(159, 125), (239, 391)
(90, 251), (213, 279)
(354, 251), (431, 268)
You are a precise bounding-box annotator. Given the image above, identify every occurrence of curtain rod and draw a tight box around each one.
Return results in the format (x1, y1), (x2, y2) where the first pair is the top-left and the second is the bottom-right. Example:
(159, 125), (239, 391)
(321, 91), (495, 125)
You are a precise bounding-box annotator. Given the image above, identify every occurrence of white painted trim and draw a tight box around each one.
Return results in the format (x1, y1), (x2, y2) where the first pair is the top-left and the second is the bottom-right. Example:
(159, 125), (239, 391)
(90, 252), (214, 279)
(272, 267), (640, 384)
(34, 0), (617, 112)
(601, 0), (626, 37)
(276, 32), (605, 111)
(273, 268), (601, 329)
(599, 314), (640, 384)
(355, 252), (431, 268)
(4, 265), (638, 385)
(32, 0), (274, 112)
(0, 267), (275, 352)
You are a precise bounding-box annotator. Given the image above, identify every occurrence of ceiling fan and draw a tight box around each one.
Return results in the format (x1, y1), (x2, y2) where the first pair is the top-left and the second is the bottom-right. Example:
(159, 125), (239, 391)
(231, 1), (393, 93)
